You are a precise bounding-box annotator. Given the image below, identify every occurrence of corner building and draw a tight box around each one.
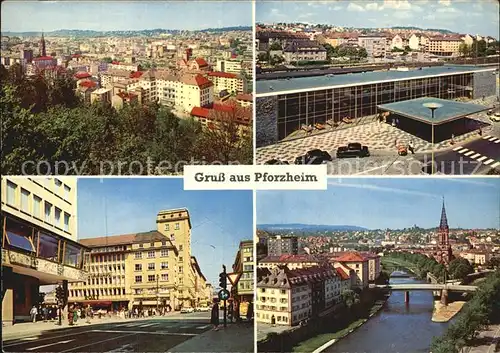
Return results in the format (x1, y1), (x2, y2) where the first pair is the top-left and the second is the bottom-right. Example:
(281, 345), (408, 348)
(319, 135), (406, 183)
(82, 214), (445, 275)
(2, 177), (88, 325)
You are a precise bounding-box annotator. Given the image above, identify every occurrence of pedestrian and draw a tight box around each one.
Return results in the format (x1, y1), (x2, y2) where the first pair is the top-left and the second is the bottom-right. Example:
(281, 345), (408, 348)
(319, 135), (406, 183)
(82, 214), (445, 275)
(86, 305), (92, 324)
(30, 305), (38, 323)
(408, 140), (415, 154)
(246, 301), (253, 322)
(210, 300), (220, 331)
(42, 306), (48, 322)
(394, 138), (398, 147)
(479, 127), (483, 136)
(68, 306), (74, 325)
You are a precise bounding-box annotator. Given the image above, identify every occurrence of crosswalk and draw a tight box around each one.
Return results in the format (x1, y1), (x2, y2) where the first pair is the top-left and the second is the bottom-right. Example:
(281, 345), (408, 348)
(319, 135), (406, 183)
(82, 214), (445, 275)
(112, 321), (209, 330)
(452, 136), (500, 169)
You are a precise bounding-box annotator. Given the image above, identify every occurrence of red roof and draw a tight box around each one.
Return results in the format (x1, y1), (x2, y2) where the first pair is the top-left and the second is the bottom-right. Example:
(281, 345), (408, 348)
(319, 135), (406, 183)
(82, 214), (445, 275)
(79, 80), (97, 88)
(34, 56), (54, 61)
(336, 252), (369, 262)
(111, 61), (120, 65)
(190, 107), (210, 119)
(194, 74), (212, 87)
(335, 267), (350, 280)
(207, 71), (238, 79)
(236, 93), (252, 102)
(74, 72), (92, 79)
(130, 71), (144, 78)
(117, 91), (138, 100)
(195, 58), (208, 67)
(72, 54), (82, 58)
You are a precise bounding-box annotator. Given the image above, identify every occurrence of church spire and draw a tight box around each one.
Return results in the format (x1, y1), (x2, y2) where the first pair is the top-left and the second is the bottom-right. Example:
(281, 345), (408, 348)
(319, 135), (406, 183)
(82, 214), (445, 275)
(39, 30), (46, 57)
(439, 196), (449, 231)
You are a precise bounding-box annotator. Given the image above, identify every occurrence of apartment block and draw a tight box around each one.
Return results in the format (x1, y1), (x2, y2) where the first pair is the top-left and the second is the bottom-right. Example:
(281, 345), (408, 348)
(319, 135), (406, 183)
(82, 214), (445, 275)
(232, 240), (254, 303)
(268, 235), (299, 256)
(206, 71), (247, 95)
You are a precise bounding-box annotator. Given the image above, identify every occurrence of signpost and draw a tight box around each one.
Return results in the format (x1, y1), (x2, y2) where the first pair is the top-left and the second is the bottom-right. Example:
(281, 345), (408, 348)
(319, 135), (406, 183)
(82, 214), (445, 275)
(219, 265), (228, 327)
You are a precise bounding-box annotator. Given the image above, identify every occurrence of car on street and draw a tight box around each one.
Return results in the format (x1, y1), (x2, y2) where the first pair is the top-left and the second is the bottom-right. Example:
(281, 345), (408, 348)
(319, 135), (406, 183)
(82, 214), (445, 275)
(264, 159), (289, 165)
(294, 149), (332, 164)
(489, 112), (500, 122)
(336, 142), (370, 158)
(180, 307), (194, 314)
(195, 306), (210, 312)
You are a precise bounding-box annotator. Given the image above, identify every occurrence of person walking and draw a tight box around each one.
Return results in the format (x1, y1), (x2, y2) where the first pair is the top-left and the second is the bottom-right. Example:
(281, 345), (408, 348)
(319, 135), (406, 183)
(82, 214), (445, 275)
(42, 306), (48, 322)
(68, 306), (74, 326)
(246, 301), (253, 322)
(86, 305), (92, 324)
(210, 300), (220, 331)
(30, 306), (38, 323)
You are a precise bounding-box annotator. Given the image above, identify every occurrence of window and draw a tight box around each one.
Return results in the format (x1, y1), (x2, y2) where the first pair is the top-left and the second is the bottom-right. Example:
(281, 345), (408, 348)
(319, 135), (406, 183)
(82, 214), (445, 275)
(55, 179), (62, 188)
(135, 276), (142, 283)
(161, 274), (168, 281)
(54, 207), (61, 227)
(64, 243), (82, 268)
(162, 240), (167, 246)
(135, 252), (142, 259)
(7, 181), (17, 206)
(135, 264), (142, 271)
(38, 232), (59, 262)
(175, 223), (180, 230)
(179, 245), (183, 251)
(148, 251), (155, 258)
(161, 262), (168, 270)
(179, 266), (183, 273)
(165, 224), (169, 231)
(148, 263), (155, 271)
(63, 213), (70, 232)
(148, 275), (155, 282)
(179, 257), (183, 262)
(139, 244), (143, 248)
(64, 185), (71, 200)
(170, 234), (175, 241)
(21, 189), (30, 213)
(33, 196), (42, 218)
(44, 202), (52, 223)
(150, 242), (155, 247)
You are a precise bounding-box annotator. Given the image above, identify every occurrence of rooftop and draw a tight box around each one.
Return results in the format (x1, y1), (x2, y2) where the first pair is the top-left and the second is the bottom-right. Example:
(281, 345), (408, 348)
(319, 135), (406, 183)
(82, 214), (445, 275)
(378, 97), (489, 125)
(256, 65), (496, 96)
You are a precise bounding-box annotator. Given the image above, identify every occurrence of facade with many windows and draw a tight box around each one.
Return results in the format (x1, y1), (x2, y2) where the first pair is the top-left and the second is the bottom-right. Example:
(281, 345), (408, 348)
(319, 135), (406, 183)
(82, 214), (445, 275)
(2, 177), (88, 325)
(232, 240), (254, 303)
(256, 66), (496, 147)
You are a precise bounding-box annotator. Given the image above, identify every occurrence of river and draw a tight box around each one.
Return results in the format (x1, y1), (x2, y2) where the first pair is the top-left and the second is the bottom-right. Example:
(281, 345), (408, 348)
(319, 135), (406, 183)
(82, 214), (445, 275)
(326, 276), (451, 353)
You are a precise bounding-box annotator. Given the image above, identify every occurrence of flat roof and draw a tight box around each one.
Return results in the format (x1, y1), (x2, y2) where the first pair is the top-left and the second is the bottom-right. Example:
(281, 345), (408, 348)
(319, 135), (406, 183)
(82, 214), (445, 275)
(256, 65), (496, 97)
(377, 97), (489, 125)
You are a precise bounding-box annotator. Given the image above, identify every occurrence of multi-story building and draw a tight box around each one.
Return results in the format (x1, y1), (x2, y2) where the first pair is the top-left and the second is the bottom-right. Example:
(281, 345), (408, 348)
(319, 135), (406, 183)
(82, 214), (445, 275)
(268, 235), (299, 256)
(236, 93), (252, 107)
(283, 41), (327, 63)
(361, 252), (382, 282)
(177, 74), (214, 112)
(258, 254), (321, 270)
(90, 88), (112, 105)
(460, 250), (491, 265)
(232, 240), (254, 303)
(216, 59), (243, 75)
(33, 56), (57, 69)
(427, 35), (462, 56)
(191, 256), (209, 307)
(206, 71), (247, 95)
(108, 61), (139, 72)
(334, 252), (370, 288)
(70, 230), (178, 312)
(358, 34), (387, 58)
(2, 177), (88, 324)
(256, 265), (340, 327)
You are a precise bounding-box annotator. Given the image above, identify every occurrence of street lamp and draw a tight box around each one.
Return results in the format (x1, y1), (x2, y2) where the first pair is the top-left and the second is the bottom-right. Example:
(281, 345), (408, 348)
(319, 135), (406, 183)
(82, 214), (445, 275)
(423, 102), (443, 174)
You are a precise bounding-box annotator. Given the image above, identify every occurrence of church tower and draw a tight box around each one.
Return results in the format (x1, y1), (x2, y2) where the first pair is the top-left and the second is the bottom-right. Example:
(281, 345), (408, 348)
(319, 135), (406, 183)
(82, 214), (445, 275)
(39, 31), (46, 57)
(437, 197), (453, 266)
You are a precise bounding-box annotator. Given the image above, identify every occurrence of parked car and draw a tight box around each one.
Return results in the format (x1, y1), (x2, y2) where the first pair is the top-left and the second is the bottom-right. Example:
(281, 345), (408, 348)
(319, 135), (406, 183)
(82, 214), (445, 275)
(294, 149), (332, 164)
(196, 306), (210, 312)
(264, 159), (289, 165)
(180, 307), (194, 314)
(489, 112), (500, 122)
(336, 143), (370, 158)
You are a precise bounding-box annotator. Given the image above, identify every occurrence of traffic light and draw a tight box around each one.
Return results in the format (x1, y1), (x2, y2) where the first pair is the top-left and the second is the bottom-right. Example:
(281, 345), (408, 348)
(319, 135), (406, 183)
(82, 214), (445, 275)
(55, 286), (64, 304)
(219, 272), (227, 289)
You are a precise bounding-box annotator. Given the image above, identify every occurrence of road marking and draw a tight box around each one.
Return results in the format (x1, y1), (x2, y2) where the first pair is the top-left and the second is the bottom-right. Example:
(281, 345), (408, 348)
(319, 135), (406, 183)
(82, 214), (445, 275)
(470, 153), (481, 159)
(20, 338), (39, 341)
(458, 148), (469, 154)
(60, 334), (135, 353)
(26, 339), (75, 351)
(138, 323), (157, 328)
(354, 163), (391, 175)
(4, 332), (88, 347)
(483, 135), (491, 139)
(180, 326), (193, 329)
(90, 329), (197, 336)
(488, 136), (497, 141)
(196, 325), (210, 329)
(477, 156), (488, 162)
(490, 162), (500, 169)
(483, 159), (495, 165)
(495, 140), (500, 144)
(464, 151), (475, 156)
(452, 146), (463, 151)
(124, 323), (143, 327)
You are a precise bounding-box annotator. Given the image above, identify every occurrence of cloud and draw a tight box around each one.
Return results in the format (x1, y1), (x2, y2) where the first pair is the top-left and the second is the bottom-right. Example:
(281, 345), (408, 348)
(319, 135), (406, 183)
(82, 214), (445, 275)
(327, 180), (440, 199)
(347, 3), (365, 12)
(436, 6), (459, 13)
(383, 0), (412, 10)
(298, 12), (315, 19)
(366, 2), (383, 11)
(438, 0), (451, 5)
(329, 5), (343, 11)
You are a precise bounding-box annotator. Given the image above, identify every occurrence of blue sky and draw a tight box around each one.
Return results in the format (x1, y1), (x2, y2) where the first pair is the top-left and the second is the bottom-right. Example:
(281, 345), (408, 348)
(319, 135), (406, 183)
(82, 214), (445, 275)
(257, 0), (499, 38)
(257, 178), (500, 230)
(1, 1), (252, 32)
(76, 178), (253, 287)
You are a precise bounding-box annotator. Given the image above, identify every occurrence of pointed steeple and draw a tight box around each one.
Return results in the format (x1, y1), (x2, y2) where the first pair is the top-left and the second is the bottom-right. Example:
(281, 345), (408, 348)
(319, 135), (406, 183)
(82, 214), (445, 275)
(439, 197), (449, 230)
(39, 30), (47, 57)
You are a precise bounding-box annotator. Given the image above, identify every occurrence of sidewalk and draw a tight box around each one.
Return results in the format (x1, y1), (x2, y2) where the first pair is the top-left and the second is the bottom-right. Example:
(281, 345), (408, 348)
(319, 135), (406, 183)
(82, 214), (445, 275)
(168, 322), (254, 353)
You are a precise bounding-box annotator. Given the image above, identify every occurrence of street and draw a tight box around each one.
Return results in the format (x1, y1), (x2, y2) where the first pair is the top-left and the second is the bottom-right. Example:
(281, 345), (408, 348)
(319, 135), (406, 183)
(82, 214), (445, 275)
(2, 312), (237, 353)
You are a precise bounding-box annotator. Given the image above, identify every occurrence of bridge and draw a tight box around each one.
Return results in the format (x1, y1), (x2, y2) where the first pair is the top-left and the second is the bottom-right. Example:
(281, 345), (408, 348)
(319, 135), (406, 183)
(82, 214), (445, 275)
(370, 283), (477, 305)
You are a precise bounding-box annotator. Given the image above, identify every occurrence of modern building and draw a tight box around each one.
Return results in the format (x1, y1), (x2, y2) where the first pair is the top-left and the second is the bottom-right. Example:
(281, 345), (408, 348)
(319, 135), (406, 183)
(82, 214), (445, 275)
(232, 240), (254, 303)
(258, 254), (321, 270)
(334, 252), (370, 288)
(206, 71), (247, 95)
(358, 34), (388, 58)
(268, 235), (299, 256)
(360, 252), (382, 282)
(256, 65), (497, 147)
(283, 41), (327, 63)
(2, 177), (88, 325)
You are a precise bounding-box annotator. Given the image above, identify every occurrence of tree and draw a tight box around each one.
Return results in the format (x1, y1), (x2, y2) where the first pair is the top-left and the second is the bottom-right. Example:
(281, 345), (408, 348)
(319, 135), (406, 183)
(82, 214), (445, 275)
(341, 289), (360, 309)
(375, 271), (390, 285)
(449, 258), (474, 280)
(257, 52), (269, 62)
(102, 57), (113, 63)
(269, 42), (282, 51)
(486, 257), (500, 269)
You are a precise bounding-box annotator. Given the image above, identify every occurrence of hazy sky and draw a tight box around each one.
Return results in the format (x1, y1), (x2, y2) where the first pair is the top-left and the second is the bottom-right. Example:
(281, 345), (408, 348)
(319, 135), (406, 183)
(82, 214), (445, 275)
(257, 0), (499, 38)
(1, 1), (252, 32)
(257, 178), (500, 229)
(77, 178), (253, 287)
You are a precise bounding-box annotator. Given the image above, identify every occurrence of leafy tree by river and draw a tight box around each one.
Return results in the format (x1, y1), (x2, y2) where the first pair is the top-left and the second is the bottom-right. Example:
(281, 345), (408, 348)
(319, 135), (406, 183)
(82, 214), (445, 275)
(382, 252), (446, 281)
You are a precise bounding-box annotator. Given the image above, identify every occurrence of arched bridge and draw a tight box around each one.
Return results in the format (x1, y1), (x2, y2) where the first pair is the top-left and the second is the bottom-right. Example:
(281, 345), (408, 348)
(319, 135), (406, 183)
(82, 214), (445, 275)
(371, 283), (477, 292)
